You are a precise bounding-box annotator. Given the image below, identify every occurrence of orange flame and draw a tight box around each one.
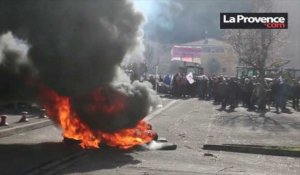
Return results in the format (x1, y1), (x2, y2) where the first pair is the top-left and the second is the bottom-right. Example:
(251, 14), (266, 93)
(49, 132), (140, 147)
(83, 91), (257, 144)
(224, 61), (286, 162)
(101, 120), (155, 149)
(39, 86), (154, 149)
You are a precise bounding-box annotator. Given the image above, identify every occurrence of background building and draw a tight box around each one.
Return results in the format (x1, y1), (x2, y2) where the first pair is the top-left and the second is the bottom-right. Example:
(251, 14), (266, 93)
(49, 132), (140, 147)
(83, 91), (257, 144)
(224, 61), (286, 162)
(144, 38), (238, 76)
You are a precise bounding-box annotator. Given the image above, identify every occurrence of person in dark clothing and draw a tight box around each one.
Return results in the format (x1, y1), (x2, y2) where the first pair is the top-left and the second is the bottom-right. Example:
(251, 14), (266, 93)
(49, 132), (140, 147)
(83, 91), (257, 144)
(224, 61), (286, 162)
(227, 77), (240, 110)
(251, 82), (268, 111)
(172, 72), (186, 97)
(292, 80), (300, 110)
(241, 78), (254, 109)
(197, 76), (203, 99)
(172, 73), (180, 97)
(202, 76), (208, 99)
(277, 79), (291, 112)
(271, 79), (280, 112)
(207, 77), (213, 100)
(197, 75), (208, 99)
(149, 75), (156, 90)
(180, 74), (188, 97)
(218, 78), (228, 110)
(213, 76), (223, 104)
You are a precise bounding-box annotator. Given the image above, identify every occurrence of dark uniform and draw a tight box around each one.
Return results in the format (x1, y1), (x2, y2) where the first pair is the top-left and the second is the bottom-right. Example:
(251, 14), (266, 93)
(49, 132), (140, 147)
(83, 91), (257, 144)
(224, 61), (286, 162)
(227, 78), (240, 110)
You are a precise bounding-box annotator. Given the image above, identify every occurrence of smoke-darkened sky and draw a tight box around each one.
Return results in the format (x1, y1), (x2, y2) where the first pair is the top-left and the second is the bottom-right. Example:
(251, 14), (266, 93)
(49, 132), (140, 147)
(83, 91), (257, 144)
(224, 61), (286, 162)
(133, 0), (299, 44)
(133, 0), (300, 68)
(133, 0), (254, 44)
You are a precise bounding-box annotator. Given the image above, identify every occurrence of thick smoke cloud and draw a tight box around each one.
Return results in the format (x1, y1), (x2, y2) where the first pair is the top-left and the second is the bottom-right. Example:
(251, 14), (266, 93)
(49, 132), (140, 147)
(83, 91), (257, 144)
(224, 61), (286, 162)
(70, 68), (161, 132)
(0, 0), (160, 132)
(0, 0), (143, 96)
(138, 0), (253, 44)
(0, 32), (35, 104)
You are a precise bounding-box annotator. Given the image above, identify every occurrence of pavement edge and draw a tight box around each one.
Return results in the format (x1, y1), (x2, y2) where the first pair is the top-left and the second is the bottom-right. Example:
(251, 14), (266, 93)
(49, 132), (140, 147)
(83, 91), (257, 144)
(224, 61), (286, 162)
(0, 119), (53, 138)
(144, 100), (178, 121)
(203, 144), (300, 157)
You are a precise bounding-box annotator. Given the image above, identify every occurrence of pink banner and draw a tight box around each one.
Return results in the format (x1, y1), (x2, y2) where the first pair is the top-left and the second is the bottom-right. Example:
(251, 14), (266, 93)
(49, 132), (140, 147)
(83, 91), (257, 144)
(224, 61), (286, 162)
(171, 45), (201, 62)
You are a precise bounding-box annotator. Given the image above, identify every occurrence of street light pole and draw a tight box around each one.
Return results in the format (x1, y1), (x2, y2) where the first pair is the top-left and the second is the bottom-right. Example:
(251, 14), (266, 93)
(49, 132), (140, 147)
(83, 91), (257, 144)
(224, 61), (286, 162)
(155, 65), (158, 92)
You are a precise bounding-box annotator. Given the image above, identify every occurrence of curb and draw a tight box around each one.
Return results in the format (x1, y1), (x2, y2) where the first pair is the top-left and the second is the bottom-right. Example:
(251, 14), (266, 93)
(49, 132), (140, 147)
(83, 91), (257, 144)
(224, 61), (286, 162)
(145, 100), (178, 121)
(0, 99), (178, 138)
(203, 144), (300, 157)
(0, 119), (53, 138)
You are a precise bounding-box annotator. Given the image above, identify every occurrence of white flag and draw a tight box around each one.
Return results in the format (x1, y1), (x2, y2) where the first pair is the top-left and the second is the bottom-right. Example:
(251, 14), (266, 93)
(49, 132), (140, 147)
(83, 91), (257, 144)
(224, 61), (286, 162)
(186, 72), (195, 84)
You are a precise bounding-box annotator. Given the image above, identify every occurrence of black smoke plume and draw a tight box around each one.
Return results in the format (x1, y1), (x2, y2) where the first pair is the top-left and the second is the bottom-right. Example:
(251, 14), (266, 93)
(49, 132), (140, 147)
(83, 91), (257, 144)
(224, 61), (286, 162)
(0, 0), (159, 133)
(0, 0), (143, 96)
(0, 32), (36, 104)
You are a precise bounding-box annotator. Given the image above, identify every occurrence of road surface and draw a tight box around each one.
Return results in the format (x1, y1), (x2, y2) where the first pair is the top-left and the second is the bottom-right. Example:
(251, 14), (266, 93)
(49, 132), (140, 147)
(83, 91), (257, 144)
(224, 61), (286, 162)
(0, 98), (299, 175)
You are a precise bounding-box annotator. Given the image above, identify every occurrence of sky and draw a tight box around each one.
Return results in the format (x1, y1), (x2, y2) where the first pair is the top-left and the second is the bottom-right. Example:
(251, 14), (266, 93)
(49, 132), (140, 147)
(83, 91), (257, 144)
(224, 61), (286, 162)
(132, 0), (300, 68)
(132, 0), (253, 44)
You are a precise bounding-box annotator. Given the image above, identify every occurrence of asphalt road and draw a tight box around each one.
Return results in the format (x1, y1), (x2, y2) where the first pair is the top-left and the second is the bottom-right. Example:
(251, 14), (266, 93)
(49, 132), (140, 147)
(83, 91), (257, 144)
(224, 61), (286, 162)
(1, 98), (300, 175)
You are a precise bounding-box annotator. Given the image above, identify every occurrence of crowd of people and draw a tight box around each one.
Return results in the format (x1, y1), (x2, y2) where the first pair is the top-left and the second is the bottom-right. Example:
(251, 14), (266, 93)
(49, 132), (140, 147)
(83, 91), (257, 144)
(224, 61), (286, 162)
(149, 73), (300, 113)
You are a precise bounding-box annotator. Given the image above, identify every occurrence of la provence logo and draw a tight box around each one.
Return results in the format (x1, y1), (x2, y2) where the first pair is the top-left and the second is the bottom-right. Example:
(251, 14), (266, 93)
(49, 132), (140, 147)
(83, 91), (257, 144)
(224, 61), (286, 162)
(220, 13), (288, 29)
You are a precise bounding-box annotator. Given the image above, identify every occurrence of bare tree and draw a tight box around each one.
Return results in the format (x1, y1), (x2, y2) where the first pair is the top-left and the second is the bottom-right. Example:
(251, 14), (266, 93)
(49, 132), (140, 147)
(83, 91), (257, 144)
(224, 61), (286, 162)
(224, 0), (288, 84)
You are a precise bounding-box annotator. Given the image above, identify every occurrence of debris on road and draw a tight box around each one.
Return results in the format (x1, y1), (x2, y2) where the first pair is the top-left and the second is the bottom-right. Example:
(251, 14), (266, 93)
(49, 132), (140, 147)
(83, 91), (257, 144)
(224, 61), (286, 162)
(18, 111), (29, 123)
(0, 115), (8, 126)
(203, 152), (217, 158)
(144, 140), (177, 150)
